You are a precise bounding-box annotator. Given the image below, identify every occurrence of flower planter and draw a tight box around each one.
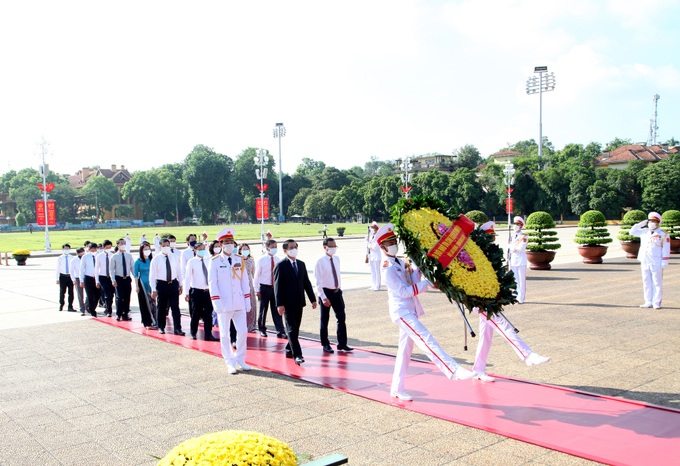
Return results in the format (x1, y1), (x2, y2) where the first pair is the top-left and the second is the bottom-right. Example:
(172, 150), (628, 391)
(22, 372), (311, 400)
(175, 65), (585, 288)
(577, 245), (608, 264)
(526, 250), (556, 270)
(336, 228), (345, 237)
(14, 257), (28, 266)
(620, 241), (640, 259)
(670, 239), (680, 254)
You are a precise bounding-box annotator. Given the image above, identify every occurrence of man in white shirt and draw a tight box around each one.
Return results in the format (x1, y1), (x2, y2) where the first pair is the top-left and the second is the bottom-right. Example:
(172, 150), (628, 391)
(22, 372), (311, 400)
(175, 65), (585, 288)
(110, 238), (134, 321)
(209, 228), (252, 374)
(184, 242), (219, 341)
(181, 234), (197, 273)
(254, 239), (287, 338)
(314, 238), (353, 354)
(376, 223), (474, 402)
(79, 242), (101, 317)
(70, 247), (86, 314)
(55, 243), (76, 312)
(95, 240), (115, 317)
(629, 211), (671, 309)
(150, 237), (185, 335)
(366, 221), (382, 290)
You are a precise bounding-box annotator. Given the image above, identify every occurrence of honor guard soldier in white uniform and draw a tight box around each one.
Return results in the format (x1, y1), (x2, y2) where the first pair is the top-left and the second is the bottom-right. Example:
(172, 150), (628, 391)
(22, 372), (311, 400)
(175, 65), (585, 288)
(377, 223), (474, 402)
(124, 232), (132, 252)
(367, 221), (382, 290)
(629, 212), (671, 309)
(209, 228), (252, 374)
(471, 222), (551, 382)
(56, 244), (76, 312)
(153, 233), (161, 253)
(509, 216), (528, 303)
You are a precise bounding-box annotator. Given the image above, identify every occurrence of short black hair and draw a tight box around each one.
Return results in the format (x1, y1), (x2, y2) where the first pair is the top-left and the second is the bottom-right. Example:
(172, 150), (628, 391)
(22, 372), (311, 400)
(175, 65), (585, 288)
(62, 243), (71, 249)
(322, 237), (335, 247)
(160, 238), (170, 246)
(102, 240), (112, 247)
(265, 239), (277, 248)
(208, 240), (220, 255)
(76, 247), (85, 254)
(282, 239), (296, 251)
(88, 243), (98, 250)
(186, 234), (196, 241)
(168, 234), (176, 241)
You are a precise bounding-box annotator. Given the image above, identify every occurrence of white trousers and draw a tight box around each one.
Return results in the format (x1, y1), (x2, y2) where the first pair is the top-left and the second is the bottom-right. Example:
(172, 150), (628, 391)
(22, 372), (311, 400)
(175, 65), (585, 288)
(392, 313), (459, 394)
(473, 309), (531, 374)
(370, 260), (381, 290)
(217, 309), (247, 367)
(511, 265), (526, 303)
(641, 265), (663, 307)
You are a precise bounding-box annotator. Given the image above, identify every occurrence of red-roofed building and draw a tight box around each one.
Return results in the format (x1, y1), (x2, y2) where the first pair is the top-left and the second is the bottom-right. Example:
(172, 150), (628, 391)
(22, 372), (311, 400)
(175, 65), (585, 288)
(489, 150), (522, 165)
(69, 164), (141, 220)
(594, 145), (675, 170)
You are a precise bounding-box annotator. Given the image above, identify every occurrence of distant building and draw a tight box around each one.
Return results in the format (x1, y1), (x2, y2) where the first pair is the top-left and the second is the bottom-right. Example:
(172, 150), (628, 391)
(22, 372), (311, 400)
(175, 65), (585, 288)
(396, 153), (457, 174)
(0, 191), (17, 226)
(594, 144), (677, 170)
(489, 150), (522, 165)
(69, 164), (141, 220)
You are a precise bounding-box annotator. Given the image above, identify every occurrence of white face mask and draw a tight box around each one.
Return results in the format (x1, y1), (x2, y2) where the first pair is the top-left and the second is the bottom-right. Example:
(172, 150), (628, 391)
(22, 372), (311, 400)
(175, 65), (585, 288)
(118, 245), (126, 251)
(161, 246), (171, 255)
(326, 247), (337, 256)
(513, 225), (521, 232)
(241, 250), (250, 257)
(223, 244), (235, 254)
(143, 248), (151, 255)
(91, 251), (98, 256)
(386, 245), (398, 256)
(105, 248), (112, 254)
(648, 221), (659, 230)
(268, 248), (277, 256)
(63, 249), (70, 255)
(169, 241), (177, 248)
(213, 247), (222, 254)
(197, 250), (207, 257)
(287, 248), (298, 258)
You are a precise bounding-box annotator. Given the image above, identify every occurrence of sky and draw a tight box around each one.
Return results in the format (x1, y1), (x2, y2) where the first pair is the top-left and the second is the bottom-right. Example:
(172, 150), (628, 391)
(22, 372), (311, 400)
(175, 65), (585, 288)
(1, 0), (678, 177)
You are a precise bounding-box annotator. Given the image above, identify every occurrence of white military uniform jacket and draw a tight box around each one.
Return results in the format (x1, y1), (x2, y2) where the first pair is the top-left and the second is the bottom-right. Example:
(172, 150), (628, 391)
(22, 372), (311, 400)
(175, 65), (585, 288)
(367, 230), (382, 262)
(382, 256), (429, 323)
(509, 231), (528, 267)
(208, 253), (251, 314)
(629, 222), (671, 270)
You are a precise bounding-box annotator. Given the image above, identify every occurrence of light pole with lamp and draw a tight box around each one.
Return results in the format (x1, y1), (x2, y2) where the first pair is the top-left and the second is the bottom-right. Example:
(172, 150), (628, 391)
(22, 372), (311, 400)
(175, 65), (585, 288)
(254, 148), (269, 251)
(272, 123), (286, 222)
(526, 66), (556, 157)
(38, 138), (51, 252)
(503, 161), (516, 264)
(399, 156), (413, 198)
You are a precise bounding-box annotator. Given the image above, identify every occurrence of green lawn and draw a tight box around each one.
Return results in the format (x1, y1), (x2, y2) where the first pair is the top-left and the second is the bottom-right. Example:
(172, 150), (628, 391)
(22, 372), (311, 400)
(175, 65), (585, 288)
(0, 223), (371, 253)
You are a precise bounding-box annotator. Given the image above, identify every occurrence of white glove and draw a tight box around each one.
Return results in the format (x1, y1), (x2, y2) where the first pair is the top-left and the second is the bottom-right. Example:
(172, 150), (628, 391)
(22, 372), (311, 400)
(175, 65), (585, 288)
(244, 297), (252, 313)
(637, 219), (648, 228)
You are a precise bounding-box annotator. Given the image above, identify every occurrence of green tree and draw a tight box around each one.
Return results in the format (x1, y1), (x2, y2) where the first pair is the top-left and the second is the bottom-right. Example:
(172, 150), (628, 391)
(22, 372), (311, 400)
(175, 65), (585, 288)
(364, 156), (394, 177)
(479, 163), (505, 217)
(313, 167), (350, 191)
(447, 168), (485, 214)
(412, 169), (449, 200)
(638, 154), (680, 212)
(587, 179), (624, 218)
(184, 145), (233, 224)
(80, 176), (119, 221)
(287, 188), (313, 217)
(333, 181), (364, 218)
(569, 168), (596, 215)
(50, 183), (78, 223)
(0, 170), (16, 193)
(604, 137), (632, 152)
(453, 144), (484, 169)
(302, 189), (337, 219)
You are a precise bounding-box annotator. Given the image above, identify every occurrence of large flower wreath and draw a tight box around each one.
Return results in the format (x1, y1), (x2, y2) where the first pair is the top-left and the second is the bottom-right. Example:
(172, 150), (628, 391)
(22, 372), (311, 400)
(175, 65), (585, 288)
(392, 196), (516, 317)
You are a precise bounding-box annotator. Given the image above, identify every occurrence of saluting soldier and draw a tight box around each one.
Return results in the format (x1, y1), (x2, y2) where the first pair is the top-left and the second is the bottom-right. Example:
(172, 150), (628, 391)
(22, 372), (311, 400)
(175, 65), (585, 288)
(209, 228), (252, 374)
(630, 211), (671, 309)
(508, 216), (528, 304)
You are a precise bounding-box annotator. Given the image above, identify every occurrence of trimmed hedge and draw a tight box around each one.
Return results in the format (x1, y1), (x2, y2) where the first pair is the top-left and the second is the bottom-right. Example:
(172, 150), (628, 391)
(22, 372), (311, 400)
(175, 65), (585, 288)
(525, 211), (561, 252)
(574, 210), (612, 246)
(662, 210), (680, 240)
(465, 210), (489, 225)
(617, 209), (646, 242)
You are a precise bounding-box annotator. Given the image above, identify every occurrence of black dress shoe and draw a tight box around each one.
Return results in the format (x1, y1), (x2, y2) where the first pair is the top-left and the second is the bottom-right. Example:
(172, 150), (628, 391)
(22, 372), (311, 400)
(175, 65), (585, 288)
(205, 336), (220, 342)
(122, 316), (132, 321)
(338, 346), (354, 352)
(58, 307), (63, 312)
(158, 328), (165, 334)
(90, 312), (98, 317)
(67, 307), (77, 312)
(116, 316), (121, 321)
(259, 330), (267, 337)
(276, 333), (288, 339)
(285, 352), (293, 359)
(322, 344), (335, 353)
(173, 330), (186, 336)
(190, 334), (197, 340)
(294, 357), (304, 365)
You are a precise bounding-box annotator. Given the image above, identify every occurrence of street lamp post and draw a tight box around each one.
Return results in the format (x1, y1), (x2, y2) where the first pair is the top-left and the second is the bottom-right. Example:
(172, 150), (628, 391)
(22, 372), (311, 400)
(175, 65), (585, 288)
(272, 123), (286, 222)
(399, 156), (413, 198)
(526, 66), (556, 157)
(39, 138), (51, 252)
(254, 148), (269, 252)
(503, 161), (516, 263)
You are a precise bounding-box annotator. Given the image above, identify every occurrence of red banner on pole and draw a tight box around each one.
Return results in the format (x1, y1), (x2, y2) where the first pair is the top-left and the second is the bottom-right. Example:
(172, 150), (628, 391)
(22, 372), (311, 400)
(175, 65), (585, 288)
(505, 198), (514, 214)
(36, 200), (57, 226)
(255, 198), (269, 220)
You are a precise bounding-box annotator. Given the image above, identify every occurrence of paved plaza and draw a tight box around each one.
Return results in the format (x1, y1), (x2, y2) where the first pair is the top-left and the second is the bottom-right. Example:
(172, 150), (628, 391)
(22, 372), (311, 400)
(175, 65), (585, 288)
(0, 226), (679, 465)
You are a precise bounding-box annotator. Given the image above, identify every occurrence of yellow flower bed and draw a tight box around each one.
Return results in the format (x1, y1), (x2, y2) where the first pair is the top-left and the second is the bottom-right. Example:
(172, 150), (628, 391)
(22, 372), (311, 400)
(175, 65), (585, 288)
(158, 430), (297, 466)
(12, 249), (31, 256)
(402, 207), (500, 299)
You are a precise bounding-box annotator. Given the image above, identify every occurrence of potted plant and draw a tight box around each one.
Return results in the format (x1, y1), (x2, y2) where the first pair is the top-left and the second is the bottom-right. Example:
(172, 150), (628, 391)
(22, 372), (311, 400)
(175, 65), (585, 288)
(464, 210), (489, 225)
(617, 210), (646, 259)
(524, 211), (561, 270)
(336, 226), (346, 237)
(661, 210), (680, 254)
(12, 249), (31, 266)
(574, 210), (612, 264)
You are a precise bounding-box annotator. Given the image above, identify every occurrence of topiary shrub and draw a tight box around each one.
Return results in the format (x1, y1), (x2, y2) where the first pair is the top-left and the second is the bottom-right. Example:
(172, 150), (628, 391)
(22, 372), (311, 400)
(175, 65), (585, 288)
(465, 210), (489, 225)
(662, 210), (680, 240)
(525, 211), (561, 252)
(15, 212), (26, 227)
(574, 210), (612, 246)
(617, 209), (646, 242)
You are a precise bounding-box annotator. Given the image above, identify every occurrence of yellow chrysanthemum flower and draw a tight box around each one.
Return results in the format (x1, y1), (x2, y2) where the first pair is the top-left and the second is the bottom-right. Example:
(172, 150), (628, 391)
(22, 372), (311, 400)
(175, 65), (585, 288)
(158, 430), (297, 466)
(403, 208), (500, 299)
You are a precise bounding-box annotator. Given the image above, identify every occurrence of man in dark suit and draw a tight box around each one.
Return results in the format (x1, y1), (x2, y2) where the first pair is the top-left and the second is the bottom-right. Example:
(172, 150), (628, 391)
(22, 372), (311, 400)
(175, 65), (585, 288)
(275, 239), (317, 365)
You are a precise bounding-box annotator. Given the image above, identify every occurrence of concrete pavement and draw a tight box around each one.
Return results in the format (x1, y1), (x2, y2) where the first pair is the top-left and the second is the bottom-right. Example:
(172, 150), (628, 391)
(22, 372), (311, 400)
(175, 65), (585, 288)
(1, 229), (678, 465)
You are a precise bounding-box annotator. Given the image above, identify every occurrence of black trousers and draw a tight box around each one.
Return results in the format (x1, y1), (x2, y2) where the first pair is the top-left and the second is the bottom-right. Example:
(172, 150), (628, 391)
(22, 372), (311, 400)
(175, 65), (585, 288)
(84, 276), (100, 316)
(114, 276), (132, 317)
(189, 288), (214, 338)
(283, 307), (304, 358)
(156, 280), (182, 331)
(58, 274), (74, 308)
(98, 275), (114, 314)
(258, 284), (285, 334)
(319, 288), (347, 347)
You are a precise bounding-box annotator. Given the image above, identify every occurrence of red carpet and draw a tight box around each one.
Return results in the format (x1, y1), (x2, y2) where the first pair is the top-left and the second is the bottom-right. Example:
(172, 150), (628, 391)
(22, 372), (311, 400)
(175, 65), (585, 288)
(97, 316), (680, 465)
